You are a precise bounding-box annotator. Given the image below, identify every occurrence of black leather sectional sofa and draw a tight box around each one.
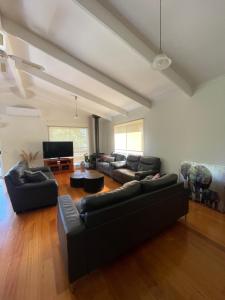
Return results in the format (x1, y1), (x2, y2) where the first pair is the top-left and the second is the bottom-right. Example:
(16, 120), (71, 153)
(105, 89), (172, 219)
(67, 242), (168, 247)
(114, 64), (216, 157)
(5, 161), (58, 213)
(57, 174), (189, 283)
(96, 154), (161, 183)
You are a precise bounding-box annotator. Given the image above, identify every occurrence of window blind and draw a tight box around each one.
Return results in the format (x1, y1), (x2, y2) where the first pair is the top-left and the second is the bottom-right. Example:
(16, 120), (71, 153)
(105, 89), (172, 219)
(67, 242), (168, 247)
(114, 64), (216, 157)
(114, 119), (144, 155)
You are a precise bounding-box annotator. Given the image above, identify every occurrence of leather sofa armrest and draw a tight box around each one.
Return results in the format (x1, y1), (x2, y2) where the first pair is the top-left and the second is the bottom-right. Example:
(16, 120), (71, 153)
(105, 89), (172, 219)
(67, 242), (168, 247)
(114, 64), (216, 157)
(58, 195), (85, 235)
(135, 170), (157, 180)
(110, 160), (126, 169)
(57, 195), (86, 282)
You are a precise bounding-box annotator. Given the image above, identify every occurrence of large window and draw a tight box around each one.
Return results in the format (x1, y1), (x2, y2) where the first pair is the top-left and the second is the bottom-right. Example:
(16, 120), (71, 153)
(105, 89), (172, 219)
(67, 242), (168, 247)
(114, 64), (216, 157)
(114, 119), (144, 156)
(49, 127), (89, 162)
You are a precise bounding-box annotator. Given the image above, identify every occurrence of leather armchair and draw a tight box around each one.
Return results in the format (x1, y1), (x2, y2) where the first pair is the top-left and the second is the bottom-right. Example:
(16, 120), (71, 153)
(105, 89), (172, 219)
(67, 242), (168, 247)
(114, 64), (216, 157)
(4, 161), (58, 213)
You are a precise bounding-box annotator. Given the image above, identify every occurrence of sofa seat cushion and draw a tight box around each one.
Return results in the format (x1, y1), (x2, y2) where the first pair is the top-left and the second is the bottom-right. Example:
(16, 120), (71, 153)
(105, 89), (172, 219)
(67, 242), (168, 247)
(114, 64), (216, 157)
(77, 180), (141, 214)
(112, 168), (136, 183)
(97, 162), (110, 168)
(126, 155), (140, 171)
(141, 174), (178, 193)
(116, 168), (135, 178)
(24, 170), (48, 183)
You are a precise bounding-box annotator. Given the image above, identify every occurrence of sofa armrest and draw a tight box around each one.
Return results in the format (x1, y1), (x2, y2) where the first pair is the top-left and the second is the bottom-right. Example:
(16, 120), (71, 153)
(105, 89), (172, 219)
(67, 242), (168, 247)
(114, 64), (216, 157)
(57, 195), (86, 282)
(29, 166), (51, 172)
(135, 170), (158, 180)
(110, 160), (126, 169)
(58, 195), (85, 235)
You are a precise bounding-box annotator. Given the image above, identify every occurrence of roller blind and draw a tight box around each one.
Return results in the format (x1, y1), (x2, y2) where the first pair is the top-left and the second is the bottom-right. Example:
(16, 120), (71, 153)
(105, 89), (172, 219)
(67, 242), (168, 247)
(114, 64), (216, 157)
(48, 127), (89, 162)
(114, 119), (144, 155)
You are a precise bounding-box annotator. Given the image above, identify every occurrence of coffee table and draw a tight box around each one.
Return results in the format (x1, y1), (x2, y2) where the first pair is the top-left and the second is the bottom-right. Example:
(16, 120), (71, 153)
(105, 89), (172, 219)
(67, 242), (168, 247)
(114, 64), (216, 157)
(70, 170), (104, 193)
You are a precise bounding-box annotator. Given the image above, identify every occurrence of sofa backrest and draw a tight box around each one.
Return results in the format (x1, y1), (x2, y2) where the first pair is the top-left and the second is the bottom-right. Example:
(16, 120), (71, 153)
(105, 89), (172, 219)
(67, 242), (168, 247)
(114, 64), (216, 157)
(5, 160), (29, 186)
(141, 174), (178, 193)
(77, 180), (141, 214)
(79, 182), (185, 228)
(137, 156), (161, 173)
(111, 152), (126, 162)
(126, 155), (141, 171)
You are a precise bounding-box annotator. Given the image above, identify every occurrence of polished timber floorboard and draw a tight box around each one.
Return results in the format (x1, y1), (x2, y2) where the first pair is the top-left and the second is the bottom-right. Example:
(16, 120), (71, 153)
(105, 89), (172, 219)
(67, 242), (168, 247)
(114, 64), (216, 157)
(1, 174), (225, 300)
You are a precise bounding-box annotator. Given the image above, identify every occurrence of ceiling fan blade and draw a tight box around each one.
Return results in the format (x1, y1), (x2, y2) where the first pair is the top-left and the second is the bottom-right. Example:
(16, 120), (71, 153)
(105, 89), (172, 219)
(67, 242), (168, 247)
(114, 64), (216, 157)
(0, 62), (6, 72)
(9, 55), (45, 71)
(0, 33), (4, 47)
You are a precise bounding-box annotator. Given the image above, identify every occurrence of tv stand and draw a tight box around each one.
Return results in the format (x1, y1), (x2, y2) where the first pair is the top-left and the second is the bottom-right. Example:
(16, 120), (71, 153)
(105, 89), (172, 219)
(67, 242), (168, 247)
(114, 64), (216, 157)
(44, 157), (74, 173)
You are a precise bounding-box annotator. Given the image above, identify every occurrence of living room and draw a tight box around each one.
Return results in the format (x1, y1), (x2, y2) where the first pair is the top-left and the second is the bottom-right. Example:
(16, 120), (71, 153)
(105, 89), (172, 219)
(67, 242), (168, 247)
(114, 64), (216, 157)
(1, 0), (225, 299)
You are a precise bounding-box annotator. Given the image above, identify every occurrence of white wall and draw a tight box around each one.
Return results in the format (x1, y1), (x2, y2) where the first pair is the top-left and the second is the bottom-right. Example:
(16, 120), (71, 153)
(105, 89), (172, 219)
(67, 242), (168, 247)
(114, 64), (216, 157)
(106, 76), (225, 173)
(0, 93), (90, 173)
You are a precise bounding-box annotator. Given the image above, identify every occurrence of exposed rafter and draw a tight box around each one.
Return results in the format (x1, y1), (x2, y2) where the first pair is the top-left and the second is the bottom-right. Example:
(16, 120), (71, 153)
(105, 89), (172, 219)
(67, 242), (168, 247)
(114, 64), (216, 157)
(15, 61), (127, 116)
(0, 15), (27, 98)
(1, 15), (152, 109)
(32, 88), (112, 121)
(73, 0), (193, 96)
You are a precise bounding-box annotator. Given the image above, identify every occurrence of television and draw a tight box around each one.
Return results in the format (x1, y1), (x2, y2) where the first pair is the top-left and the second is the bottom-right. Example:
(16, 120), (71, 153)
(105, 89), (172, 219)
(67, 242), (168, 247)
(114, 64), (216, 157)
(43, 141), (73, 159)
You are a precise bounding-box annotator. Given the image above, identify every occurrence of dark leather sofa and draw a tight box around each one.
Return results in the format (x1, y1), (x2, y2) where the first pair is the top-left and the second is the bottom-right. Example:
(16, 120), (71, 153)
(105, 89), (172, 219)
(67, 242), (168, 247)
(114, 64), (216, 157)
(57, 174), (188, 283)
(111, 155), (161, 183)
(5, 161), (58, 213)
(96, 152), (126, 176)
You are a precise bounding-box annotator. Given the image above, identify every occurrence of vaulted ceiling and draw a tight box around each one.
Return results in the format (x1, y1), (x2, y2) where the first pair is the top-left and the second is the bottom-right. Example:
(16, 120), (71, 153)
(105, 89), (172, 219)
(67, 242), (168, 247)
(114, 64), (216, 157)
(0, 0), (225, 119)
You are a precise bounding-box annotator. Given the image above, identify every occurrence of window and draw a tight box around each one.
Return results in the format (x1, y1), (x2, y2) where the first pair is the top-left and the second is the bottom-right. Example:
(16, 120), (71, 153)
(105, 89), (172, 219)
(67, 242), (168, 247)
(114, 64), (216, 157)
(114, 119), (144, 156)
(48, 127), (89, 162)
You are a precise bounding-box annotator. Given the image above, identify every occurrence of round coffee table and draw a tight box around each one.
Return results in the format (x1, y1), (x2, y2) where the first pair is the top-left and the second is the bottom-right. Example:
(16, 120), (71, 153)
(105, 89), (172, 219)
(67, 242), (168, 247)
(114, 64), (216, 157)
(70, 170), (104, 193)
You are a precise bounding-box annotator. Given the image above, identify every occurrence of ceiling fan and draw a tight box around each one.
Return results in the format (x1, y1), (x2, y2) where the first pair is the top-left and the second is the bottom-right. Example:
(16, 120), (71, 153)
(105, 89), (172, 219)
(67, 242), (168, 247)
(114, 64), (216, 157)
(0, 49), (45, 73)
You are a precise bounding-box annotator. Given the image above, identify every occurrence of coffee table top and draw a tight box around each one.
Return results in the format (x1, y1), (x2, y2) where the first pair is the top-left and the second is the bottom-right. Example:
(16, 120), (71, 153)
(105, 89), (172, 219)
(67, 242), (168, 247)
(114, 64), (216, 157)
(71, 170), (104, 180)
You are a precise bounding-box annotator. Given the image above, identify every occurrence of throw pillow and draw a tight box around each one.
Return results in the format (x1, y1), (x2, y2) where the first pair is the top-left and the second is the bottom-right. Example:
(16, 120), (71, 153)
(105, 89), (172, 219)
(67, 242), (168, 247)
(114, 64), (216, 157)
(24, 170), (48, 183)
(152, 173), (160, 180)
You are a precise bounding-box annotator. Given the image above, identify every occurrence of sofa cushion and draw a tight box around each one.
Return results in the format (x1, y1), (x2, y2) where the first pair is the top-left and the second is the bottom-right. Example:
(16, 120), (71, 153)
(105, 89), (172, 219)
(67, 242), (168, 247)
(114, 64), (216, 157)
(115, 168), (135, 179)
(141, 174), (178, 193)
(77, 180), (141, 214)
(137, 156), (161, 173)
(111, 153), (126, 162)
(126, 155), (140, 171)
(115, 154), (126, 161)
(24, 170), (48, 183)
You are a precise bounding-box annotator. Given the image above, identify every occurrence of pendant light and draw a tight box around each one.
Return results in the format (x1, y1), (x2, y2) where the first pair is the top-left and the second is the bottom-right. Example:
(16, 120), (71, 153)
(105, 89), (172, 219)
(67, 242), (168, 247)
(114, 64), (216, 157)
(74, 95), (78, 119)
(152, 0), (172, 71)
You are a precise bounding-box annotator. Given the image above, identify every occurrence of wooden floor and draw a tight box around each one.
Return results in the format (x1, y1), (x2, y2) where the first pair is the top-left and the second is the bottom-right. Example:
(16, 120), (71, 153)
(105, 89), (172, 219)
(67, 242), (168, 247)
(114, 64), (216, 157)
(1, 173), (225, 300)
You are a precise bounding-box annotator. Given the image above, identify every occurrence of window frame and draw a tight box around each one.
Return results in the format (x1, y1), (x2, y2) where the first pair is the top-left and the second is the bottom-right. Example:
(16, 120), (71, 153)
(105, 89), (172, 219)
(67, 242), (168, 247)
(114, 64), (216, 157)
(48, 126), (89, 161)
(113, 118), (144, 156)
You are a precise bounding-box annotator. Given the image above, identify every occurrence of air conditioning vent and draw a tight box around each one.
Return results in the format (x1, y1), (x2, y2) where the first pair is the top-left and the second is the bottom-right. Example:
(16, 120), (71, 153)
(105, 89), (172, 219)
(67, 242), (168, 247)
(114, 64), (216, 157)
(6, 106), (41, 117)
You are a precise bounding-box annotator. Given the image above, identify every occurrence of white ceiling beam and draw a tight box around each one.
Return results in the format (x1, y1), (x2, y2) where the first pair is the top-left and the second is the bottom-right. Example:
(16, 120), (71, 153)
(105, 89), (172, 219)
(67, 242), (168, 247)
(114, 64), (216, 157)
(3, 33), (27, 98)
(31, 88), (112, 121)
(73, 0), (193, 96)
(15, 61), (127, 116)
(1, 15), (152, 109)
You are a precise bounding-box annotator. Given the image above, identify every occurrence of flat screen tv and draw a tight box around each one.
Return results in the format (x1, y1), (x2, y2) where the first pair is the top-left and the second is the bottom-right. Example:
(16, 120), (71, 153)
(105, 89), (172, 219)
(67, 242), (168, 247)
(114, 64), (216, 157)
(43, 141), (73, 159)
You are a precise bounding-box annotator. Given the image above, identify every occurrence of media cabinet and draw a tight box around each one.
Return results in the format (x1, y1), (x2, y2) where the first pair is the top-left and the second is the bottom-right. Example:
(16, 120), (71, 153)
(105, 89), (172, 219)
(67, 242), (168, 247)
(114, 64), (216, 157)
(44, 158), (74, 173)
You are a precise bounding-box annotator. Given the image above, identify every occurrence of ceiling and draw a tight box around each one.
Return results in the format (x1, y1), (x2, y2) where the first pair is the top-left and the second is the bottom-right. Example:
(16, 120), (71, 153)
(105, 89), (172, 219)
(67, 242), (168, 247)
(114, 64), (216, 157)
(0, 0), (224, 119)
